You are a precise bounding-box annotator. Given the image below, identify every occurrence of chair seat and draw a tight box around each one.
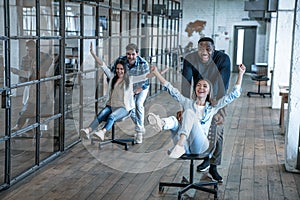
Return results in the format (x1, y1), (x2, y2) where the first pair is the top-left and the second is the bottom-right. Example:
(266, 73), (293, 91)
(251, 75), (269, 82)
(180, 153), (210, 160)
(91, 110), (135, 151)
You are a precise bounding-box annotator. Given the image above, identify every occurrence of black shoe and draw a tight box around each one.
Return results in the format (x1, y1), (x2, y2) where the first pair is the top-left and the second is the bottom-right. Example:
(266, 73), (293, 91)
(208, 165), (223, 183)
(196, 158), (210, 172)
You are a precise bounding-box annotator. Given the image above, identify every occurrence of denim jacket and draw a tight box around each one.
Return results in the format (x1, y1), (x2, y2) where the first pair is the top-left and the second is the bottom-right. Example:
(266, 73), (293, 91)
(163, 81), (241, 134)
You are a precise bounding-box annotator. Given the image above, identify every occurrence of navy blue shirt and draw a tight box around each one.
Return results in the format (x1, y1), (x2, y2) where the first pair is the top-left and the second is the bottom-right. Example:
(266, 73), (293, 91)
(181, 50), (231, 100)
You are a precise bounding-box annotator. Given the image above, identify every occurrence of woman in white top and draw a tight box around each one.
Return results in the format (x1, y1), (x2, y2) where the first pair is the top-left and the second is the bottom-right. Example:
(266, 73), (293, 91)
(80, 45), (148, 141)
(149, 64), (246, 158)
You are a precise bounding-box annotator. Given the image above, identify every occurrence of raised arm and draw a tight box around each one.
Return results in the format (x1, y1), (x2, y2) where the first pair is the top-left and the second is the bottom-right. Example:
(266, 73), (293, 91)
(90, 42), (103, 66)
(150, 65), (168, 85)
(236, 64), (246, 86)
(90, 42), (113, 79)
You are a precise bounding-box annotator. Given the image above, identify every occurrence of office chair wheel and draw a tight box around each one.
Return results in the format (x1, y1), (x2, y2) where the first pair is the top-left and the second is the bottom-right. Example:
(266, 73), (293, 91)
(177, 193), (184, 200)
(124, 144), (128, 151)
(158, 185), (164, 193)
(181, 176), (189, 184)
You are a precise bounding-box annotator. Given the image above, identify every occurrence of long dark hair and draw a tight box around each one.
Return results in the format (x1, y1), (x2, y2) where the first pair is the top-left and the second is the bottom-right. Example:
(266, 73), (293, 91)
(111, 59), (130, 90)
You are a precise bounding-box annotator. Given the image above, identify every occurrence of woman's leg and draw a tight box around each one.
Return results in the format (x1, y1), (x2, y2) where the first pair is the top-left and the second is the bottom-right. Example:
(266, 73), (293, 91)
(103, 107), (129, 131)
(177, 109), (209, 154)
(88, 106), (112, 131)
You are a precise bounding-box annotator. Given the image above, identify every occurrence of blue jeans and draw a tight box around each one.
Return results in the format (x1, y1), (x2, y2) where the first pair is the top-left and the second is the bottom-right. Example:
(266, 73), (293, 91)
(89, 106), (129, 131)
(163, 109), (209, 154)
(131, 87), (149, 133)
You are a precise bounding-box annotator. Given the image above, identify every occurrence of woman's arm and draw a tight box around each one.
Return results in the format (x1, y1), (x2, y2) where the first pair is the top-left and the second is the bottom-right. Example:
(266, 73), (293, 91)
(150, 65), (188, 105)
(150, 66), (167, 85)
(90, 42), (113, 79)
(90, 42), (103, 66)
(213, 64), (246, 111)
(132, 66), (169, 83)
(236, 64), (246, 86)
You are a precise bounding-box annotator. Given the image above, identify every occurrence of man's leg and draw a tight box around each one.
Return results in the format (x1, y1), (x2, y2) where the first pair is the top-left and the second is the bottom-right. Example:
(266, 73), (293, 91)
(131, 88), (149, 143)
(208, 124), (224, 183)
(12, 103), (35, 131)
(197, 121), (224, 183)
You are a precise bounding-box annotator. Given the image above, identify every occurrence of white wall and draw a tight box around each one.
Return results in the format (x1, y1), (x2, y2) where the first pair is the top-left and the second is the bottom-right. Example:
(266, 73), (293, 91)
(181, 0), (267, 68)
(271, 0), (295, 109)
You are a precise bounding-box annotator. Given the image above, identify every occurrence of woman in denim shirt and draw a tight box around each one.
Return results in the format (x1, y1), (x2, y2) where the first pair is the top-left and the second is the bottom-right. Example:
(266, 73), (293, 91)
(149, 64), (246, 158)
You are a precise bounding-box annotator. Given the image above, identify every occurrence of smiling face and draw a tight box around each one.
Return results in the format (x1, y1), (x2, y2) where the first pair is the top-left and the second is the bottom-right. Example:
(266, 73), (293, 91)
(197, 41), (214, 63)
(116, 63), (125, 78)
(126, 49), (138, 66)
(195, 79), (211, 99)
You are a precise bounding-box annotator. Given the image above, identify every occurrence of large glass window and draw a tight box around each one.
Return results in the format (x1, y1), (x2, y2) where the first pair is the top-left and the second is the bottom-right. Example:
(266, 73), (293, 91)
(0, 0), (182, 190)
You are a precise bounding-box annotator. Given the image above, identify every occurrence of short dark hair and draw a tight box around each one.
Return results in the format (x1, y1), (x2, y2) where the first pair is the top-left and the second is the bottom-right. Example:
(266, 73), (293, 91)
(198, 37), (214, 45)
(26, 40), (36, 48)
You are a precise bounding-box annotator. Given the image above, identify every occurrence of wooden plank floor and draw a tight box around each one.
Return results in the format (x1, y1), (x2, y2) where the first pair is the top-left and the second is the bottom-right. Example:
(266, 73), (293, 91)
(1, 74), (300, 200)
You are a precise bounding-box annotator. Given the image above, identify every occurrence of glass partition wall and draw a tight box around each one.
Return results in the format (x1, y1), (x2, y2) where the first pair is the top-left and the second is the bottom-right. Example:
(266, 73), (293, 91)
(0, 0), (181, 190)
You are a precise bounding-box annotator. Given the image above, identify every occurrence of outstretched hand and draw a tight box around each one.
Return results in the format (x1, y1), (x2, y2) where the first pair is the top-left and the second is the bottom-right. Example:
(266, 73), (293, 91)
(150, 65), (158, 73)
(90, 42), (95, 54)
(146, 66), (158, 78)
(90, 42), (104, 66)
(238, 64), (246, 74)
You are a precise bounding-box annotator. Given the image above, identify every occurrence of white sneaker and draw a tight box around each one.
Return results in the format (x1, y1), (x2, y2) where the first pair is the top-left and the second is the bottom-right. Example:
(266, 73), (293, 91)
(147, 113), (165, 132)
(135, 132), (143, 144)
(169, 144), (185, 159)
(80, 128), (90, 140)
(93, 130), (105, 141)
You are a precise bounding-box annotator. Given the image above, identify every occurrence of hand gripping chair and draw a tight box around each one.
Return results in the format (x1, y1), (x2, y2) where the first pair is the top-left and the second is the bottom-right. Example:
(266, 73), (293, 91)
(158, 121), (219, 200)
(91, 112), (135, 151)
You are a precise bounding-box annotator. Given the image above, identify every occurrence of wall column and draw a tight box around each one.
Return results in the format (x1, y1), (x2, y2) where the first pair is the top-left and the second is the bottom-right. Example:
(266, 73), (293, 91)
(285, 0), (300, 173)
(272, 0), (295, 109)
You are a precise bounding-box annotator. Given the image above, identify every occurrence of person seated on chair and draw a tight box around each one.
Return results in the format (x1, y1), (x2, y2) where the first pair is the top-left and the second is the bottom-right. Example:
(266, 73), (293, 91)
(148, 64), (246, 159)
(80, 44), (150, 142)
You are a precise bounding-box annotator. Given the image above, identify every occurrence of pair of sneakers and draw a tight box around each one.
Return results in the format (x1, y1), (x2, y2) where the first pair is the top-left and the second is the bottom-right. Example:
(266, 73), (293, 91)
(79, 128), (105, 141)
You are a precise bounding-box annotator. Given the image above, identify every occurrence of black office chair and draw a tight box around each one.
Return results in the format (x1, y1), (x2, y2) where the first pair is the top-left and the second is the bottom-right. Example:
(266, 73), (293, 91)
(91, 113), (135, 151)
(247, 64), (271, 98)
(247, 75), (271, 98)
(158, 121), (218, 200)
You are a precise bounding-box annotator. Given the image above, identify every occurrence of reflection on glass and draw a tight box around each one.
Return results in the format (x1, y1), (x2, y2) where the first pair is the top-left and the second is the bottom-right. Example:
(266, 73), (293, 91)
(11, 133), (35, 179)
(0, 55), (4, 87)
(23, 7), (37, 36)
(66, 3), (80, 36)
(10, 40), (54, 131)
(0, 142), (4, 185)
